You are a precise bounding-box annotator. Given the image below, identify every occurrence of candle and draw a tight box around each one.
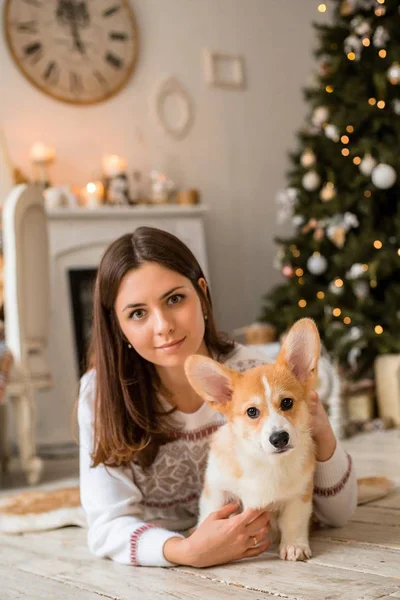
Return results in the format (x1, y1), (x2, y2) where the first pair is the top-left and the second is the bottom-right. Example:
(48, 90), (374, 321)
(30, 142), (55, 163)
(82, 181), (104, 208)
(102, 154), (127, 178)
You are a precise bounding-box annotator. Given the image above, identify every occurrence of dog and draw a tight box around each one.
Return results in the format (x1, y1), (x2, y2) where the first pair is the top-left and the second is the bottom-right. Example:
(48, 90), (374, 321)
(184, 317), (320, 561)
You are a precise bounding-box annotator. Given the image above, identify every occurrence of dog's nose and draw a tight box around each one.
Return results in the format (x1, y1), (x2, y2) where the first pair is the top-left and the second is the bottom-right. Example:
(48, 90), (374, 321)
(269, 430), (290, 449)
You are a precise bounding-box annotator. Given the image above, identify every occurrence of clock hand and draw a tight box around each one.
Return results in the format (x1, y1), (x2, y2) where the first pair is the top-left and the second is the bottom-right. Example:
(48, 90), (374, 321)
(56, 0), (88, 55)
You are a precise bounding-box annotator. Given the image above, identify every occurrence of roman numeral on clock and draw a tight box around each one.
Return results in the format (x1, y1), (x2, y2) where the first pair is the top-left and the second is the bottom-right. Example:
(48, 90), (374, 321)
(24, 41), (43, 64)
(109, 32), (128, 41)
(105, 52), (123, 69)
(93, 70), (108, 88)
(70, 71), (83, 95)
(17, 20), (38, 34)
(103, 5), (120, 17)
(43, 61), (59, 85)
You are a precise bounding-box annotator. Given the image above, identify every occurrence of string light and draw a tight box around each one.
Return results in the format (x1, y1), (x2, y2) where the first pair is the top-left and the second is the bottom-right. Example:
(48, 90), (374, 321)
(375, 7), (386, 16)
(377, 0), (385, 3)
(341, 148), (350, 156)
(334, 278), (344, 287)
(379, 49), (387, 58)
(341, 135), (349, 144)
(368, 98), (377, 106)
(298, 277), (305, 285)
(346, 125), (354, 133)
(362, 38), (370, 47)
(347, 52), (356, 61)
(298, 299), (307, 308)
(333, 308), (342, 317)
(373, 240), (383, 249)
(295, 268), (304, 277)
(353, 156), (361, 165)
(377, 100), (385, 109)
(375, 325), (383, 335)
(343, 317), (351, 325)
(317, 291), (325, 299)
(325, 85), (334, 93)
(317, 3), (327, 12)
(364, 190), (372, 198)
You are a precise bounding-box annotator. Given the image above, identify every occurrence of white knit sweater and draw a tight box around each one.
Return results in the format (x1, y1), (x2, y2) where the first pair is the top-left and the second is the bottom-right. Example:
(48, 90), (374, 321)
(78, 344), (357, 567)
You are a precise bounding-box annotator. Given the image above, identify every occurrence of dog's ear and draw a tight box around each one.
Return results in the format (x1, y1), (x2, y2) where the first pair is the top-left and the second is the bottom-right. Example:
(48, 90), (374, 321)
(276, 318), (320, 384)
(184, 355), (237, 411)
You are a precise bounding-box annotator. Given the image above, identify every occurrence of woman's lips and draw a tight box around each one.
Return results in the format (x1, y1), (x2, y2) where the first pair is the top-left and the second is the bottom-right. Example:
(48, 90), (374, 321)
(156, 337), (186, 352)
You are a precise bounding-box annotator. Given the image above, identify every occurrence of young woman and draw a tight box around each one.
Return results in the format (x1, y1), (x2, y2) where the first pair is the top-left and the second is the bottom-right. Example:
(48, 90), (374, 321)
(78, 226), (357, 568)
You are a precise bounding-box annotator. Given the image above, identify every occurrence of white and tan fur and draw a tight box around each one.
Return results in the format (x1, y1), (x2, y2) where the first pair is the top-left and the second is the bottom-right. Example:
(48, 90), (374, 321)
(185, 318), (320, 561)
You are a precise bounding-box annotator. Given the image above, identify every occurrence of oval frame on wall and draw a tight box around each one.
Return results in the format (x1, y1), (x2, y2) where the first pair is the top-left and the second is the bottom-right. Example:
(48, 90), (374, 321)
(155, 77), (194, 140)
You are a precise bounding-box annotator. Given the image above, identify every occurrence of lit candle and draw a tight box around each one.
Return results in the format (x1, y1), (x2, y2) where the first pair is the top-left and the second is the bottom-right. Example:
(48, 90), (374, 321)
(30, 142), (55, 163)
(82, 181), (104, 208)
(102, 154), (127, 178)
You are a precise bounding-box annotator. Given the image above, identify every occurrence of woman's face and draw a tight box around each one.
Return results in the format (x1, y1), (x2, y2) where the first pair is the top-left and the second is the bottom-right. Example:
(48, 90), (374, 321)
(114, 262), (208, 368)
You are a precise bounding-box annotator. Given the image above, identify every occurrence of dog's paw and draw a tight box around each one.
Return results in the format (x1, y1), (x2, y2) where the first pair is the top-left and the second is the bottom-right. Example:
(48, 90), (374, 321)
(279, 543), (312, 561)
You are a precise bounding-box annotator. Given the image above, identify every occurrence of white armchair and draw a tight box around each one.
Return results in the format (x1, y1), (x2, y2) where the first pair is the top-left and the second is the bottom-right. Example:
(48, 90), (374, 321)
(0, 184), (52, 484)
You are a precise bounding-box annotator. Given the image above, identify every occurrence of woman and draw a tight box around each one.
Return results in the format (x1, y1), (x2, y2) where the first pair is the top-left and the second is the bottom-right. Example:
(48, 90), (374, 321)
(78, 226), (357, 568)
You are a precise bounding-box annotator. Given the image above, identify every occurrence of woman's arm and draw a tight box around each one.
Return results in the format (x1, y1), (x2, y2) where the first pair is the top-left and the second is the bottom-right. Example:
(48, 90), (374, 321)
(309, 391), (358, 527)
(78, 371), (184, 567)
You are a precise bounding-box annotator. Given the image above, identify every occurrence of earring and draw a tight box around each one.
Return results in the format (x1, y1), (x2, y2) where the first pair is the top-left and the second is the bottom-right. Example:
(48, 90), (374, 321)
(204, 313), (208, 321)
(128, 343), (132, 349)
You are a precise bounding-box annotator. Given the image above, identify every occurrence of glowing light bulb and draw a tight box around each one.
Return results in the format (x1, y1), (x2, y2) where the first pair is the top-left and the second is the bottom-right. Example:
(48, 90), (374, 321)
(373, 240), (383, 249)
(298, 299), (307, 308)
(343, 317), (351, 325)
(341, 135), (349, 144)
(375, 325), (383, 334)
(317, 291), (325, 299)
(333, 308), (342, 317)
(318, 3), (327, 12)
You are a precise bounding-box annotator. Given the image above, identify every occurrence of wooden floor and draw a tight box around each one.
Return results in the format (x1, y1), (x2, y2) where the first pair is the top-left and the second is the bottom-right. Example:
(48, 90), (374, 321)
(1, 429), (400, 600)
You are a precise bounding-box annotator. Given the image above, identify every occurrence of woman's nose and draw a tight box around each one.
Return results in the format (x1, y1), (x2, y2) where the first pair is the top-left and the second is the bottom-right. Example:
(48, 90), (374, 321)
(154, 309), (174, 335)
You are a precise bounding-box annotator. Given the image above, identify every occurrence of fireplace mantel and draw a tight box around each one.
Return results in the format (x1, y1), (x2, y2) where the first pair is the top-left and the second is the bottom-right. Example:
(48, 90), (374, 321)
(38, 204), (210, 447)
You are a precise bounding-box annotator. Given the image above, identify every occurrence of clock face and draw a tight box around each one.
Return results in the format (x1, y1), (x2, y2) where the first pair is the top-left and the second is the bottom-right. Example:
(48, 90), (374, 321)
(4, 0), (139, 105)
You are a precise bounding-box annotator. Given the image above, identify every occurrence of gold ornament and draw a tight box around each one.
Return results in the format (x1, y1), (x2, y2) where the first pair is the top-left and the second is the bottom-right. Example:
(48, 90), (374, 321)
(320, 182), (336, 202)
(332, 227), (346, 248)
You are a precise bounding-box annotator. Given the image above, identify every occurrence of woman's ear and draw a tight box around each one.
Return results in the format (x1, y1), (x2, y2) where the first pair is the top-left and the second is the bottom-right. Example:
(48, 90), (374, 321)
(198, 277), (208, 296)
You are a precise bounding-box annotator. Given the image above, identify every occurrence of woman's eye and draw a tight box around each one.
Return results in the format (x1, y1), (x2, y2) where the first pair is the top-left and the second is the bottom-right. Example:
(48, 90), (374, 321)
(246, 407), (260, 419)
(130, 309), (146, 320)
(280, 398), (294, 411)
(168, 294), (184, 305)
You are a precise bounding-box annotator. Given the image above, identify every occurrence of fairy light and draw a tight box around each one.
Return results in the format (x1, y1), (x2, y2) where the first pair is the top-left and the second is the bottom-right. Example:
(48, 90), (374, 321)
(333, 308), (342, 317)
(317, 3), (327, 12)
(325, 85), (334, 93)
(298, 299), (307, 308)
(379, 49), (387, 58)
(334, 278), (344, 288)
(377, 0), (385, 3)
(377, 100), (385, 109)
(373, 240), (383, 249)
(347, 52), (356, 61)
(362, 38), (370, 47)
(364, 190), (372, 198)
(368, 98), (377, 106)
(341, 148), (350, 156)
(317, 291), (325, 299)
(341, 135), (349, 144)
(375, 325), (383, 335)
(375, 7), (386, 16)
(353, 156), (361, 165)
(298, 277), (305, 285)
(346, 125), (354, 133)
(343, 317), (352, 325)
(295, 268), (304, 277)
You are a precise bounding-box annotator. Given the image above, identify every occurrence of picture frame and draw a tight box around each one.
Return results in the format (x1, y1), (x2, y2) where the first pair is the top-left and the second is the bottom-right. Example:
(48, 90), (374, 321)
(203, 49), (246, 90)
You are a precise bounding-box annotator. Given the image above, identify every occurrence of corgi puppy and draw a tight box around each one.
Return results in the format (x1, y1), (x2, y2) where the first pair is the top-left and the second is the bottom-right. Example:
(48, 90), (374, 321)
(184, 318), (320, 561)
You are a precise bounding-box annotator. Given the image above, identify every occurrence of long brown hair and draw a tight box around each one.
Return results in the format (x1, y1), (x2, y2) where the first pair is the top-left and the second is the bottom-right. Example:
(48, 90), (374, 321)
(88, 226), (234, 470)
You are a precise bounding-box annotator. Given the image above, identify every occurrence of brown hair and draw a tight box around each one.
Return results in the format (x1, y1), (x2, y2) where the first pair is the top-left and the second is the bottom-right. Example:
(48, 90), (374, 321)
(88, 226), (234, 470)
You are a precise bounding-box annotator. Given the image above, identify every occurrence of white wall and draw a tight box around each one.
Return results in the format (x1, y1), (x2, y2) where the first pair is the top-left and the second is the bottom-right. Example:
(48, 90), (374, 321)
(0, 0), (326, 352)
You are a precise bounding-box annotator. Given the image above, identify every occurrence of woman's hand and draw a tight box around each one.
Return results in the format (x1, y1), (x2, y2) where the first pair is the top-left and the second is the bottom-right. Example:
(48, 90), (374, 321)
(164, 503), (271, 567)
(308, 390), (337, 462)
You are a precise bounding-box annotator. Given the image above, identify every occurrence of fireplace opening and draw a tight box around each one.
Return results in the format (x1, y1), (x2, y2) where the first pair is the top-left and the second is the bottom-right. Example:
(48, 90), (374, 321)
(68, 268), (97, 376)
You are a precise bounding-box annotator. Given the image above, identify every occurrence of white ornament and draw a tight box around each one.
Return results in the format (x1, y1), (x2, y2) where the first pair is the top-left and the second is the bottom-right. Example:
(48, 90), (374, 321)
(307, 253), (328, 275)
(351, 16), (370, 37)
(344, 35), (362, 60)
(329, 281), (344, 295)
(359, 154), (377, 176)
(346, 263), (366, 280)
(373, 26), (389, 48)
(300, 149), (316, 168)
(275, 187), (299, 223)
(393, 99), (400, 115)
(371, 164), (397, 189)
(348, 346), (362, 370)
(349, 326), (362, 341)
(353, 280), (369, 299)
(343, 212), (359, 230)
(320, 182), (336, 202)
(302, 171), (321, 191)
(292, 215), (305, 227)
(312, 106), (329, 127)
(387, 63), (400, 85)
(325, 124), (340, 142)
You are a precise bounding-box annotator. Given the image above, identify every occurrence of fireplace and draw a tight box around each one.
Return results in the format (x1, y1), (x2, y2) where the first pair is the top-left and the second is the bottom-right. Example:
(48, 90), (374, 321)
(68, 268), (97, 376)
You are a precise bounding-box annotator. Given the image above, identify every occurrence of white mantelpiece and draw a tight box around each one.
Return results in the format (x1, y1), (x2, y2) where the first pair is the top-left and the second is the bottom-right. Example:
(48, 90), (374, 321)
(37, 205), (209, 446)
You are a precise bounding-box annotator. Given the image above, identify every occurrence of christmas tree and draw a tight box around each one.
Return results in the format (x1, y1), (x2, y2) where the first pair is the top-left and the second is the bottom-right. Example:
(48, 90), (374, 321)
(260, 0), (400, 380)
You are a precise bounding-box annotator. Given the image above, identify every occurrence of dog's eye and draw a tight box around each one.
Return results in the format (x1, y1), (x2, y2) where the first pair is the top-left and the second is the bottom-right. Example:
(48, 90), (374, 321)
(280, 398), (294, 411)
(246, 407), (260, 419)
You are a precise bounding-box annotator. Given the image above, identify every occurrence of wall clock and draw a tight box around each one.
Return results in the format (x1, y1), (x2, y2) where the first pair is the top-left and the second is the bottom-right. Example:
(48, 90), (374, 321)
(4, 0), (139, 105)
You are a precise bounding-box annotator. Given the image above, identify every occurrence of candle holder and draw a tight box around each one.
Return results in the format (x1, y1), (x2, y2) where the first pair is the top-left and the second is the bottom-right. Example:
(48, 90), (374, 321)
(30, 142), (55, 189)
